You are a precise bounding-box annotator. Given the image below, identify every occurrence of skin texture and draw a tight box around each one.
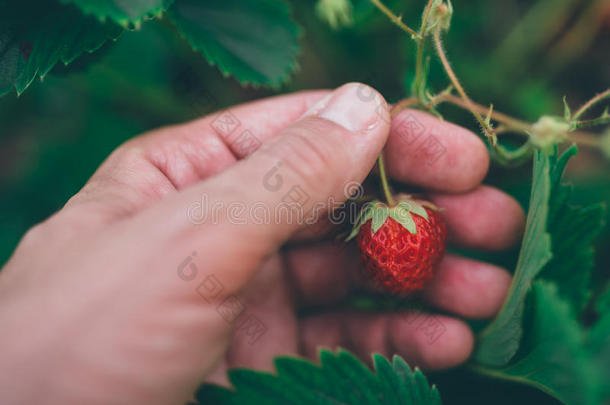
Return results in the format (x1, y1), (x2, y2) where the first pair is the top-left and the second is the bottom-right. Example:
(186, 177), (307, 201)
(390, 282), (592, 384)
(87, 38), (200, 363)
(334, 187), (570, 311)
(0, 83), (524, 405)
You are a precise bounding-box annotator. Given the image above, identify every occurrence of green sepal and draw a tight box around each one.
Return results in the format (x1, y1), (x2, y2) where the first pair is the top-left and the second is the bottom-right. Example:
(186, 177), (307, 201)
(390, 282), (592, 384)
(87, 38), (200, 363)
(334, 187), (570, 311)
(398, 201), (429, 220)
(371, 206), (390, 234)
(389, 206), (417, 234)
(563, 96), (571, 121)
(345, 199), (433, 241)
(345, 203), (376, 241)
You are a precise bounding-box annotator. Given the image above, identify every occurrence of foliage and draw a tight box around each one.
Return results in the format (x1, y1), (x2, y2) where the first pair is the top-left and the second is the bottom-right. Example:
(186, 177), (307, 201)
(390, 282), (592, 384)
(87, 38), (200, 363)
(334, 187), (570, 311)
(194, 349), (442, 405)
(472, 146), (606, 404)
(168, 0), (300, 86)
(60, 0), (173, 26)
(474, 148), (554, 366)
(0, 1), (122, 96)
(474, 282), (598, 405)
(0, 0), (300, 96)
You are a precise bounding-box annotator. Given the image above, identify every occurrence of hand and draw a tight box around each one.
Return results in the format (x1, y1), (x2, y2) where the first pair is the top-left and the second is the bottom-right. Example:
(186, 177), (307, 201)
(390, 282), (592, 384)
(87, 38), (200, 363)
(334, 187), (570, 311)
(0, 83), (524, 405)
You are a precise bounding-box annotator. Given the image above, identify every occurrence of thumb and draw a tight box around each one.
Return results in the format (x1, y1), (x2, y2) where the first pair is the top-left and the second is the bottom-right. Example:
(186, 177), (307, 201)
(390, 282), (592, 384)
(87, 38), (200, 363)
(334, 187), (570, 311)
(154, 83), (390, 293)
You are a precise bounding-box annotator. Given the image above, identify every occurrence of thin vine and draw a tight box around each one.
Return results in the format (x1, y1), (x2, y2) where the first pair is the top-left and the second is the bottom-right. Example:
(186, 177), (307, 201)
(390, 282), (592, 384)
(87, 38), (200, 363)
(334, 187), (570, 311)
(368, 0), (609, 163)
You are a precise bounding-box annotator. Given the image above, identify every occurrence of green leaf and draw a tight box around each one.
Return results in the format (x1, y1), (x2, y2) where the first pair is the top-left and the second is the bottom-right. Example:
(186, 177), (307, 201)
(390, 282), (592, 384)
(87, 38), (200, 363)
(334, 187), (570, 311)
(371, 206), (390, 234)
(59, 0), (173, 26)
(0, 33), (25, 96)
(392, 357), (442, 404)
(319, 349), (383, 403)
(194, 349), (442, 404)
(473, 282), (597, 405)
(474, 148), (553, 366)
(168, 0), (300, 86)
(274, 355), (349, 401)
(373, 355), (404, 405)
(540, 146), (606, 313)
(594, 284), (610, 313)
(588, 286), (610, 402)
(0, 1), (122, 96)
(227, 369), (311, 404)
(193, 384), (237, 405)
(472, 146), (606, 402)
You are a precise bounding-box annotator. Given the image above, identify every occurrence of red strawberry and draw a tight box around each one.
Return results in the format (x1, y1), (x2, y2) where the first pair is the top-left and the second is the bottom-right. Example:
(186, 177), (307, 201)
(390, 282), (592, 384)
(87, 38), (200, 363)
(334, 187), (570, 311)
(347, 197), (447, 294)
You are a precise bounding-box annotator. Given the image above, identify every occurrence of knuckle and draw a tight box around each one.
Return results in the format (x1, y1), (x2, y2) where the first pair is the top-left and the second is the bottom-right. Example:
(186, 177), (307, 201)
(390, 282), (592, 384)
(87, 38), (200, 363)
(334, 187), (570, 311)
(271, 121), (347, 189)
(19, 223), (46, 249)
(107, 142), (146, 170)
(19, 210), (92, 251)
(17, 218), (62, 252)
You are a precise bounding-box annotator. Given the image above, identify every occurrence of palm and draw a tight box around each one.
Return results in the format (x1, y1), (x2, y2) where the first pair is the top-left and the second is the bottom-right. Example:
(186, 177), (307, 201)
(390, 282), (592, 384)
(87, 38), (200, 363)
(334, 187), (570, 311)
(205, 252), (298, 384)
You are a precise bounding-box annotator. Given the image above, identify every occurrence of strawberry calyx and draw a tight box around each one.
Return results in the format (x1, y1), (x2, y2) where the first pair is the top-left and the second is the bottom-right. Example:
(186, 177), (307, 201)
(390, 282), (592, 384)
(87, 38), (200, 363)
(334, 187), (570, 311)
(345, 195), (437, 241)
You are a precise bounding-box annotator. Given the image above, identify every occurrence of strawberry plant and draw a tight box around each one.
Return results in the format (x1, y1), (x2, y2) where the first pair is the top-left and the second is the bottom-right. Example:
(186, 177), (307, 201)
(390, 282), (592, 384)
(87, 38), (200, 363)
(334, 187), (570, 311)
(1, 0), (609, 404)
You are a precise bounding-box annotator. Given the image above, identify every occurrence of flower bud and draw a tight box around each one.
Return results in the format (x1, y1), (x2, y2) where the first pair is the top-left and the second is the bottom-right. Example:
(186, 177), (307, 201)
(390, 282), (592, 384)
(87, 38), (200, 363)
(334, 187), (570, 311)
(529, 116), (570, 150)
(423, 0), (453, 35)
(316, 0), (353, 29)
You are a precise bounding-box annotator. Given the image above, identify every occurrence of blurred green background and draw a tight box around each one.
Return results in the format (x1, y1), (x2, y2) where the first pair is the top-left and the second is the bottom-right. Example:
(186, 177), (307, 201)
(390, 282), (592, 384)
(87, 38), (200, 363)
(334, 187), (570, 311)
(0, 0), (608, 402)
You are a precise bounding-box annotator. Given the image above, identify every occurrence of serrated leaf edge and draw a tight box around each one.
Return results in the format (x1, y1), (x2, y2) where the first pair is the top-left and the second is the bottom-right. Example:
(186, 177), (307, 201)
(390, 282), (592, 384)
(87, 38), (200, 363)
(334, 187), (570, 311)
(167, 0), (301, 87)
(59, 0), (174, 27)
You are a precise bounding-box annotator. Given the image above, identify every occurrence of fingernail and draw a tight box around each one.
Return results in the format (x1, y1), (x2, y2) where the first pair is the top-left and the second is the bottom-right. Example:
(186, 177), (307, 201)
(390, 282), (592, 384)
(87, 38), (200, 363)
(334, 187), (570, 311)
(306, 83), (387, 131)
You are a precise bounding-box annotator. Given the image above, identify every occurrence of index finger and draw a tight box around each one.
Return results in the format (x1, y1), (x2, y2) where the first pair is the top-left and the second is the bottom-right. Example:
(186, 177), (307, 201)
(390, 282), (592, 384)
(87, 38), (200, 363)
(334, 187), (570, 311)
(385, 109), (489, 192)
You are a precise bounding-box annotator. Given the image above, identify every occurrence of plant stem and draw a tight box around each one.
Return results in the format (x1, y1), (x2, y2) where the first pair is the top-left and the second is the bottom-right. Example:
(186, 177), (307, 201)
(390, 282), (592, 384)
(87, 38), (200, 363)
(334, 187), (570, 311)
(413, 42), (426, 100)
(432, 25), (496, 143)
(419, 0), (436, 36)
(369, 0), (420, 38)
(493, 140), (534, 167)
(572, 88), (610, 120)
(377, 154), (395, 206)
(572, 115), (610, 129)
(368, 0), (605, 155)
(431, 93), (532, 132)
(433, 93), (601, 150)
(412, 0), (436, 100)
(390, 97), (419, 116)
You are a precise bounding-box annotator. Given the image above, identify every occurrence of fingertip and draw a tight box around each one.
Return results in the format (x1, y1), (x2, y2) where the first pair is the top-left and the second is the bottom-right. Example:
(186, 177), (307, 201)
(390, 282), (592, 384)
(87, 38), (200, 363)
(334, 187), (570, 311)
(315, 82), (391, 141)
(386, 109), (489, 192)
(421, 317), (474, 369)
(465, 134), (490, 190)
(390, 313), (473, 369)
(423, 255), (512, 319)
(430, 185), (525, 250)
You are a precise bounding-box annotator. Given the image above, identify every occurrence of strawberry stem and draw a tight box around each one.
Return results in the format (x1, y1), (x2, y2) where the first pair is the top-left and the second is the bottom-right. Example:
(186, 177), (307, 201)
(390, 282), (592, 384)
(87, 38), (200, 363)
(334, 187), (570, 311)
(377, 153), (395, 206)
(432, 25), (496, 145)
(572, 89), (610, 121)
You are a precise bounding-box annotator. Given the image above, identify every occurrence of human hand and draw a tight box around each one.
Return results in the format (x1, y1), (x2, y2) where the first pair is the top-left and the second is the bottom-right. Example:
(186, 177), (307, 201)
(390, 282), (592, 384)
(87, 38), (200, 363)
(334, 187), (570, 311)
(0, 83), (524, 405)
